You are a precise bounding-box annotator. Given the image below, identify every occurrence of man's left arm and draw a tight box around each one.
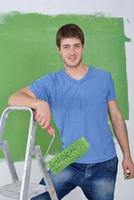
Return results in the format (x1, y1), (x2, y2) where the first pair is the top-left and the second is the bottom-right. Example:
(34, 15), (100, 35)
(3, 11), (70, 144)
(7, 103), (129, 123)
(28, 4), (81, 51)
(108, 100), (134, 179)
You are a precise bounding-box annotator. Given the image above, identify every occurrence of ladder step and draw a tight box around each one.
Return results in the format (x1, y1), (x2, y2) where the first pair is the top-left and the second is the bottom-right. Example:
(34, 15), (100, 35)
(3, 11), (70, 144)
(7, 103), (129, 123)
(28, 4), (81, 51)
(0, 181), (47, 199)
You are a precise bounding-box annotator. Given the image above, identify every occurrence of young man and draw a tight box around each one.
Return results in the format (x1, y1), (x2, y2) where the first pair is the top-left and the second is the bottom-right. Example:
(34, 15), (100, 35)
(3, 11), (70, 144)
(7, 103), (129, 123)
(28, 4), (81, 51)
(8, 24), (134, 200)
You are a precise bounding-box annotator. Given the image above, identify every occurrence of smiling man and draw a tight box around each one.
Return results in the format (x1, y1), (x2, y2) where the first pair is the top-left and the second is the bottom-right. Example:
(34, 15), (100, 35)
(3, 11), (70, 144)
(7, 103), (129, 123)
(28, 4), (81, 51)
(8, 24), (134, 200)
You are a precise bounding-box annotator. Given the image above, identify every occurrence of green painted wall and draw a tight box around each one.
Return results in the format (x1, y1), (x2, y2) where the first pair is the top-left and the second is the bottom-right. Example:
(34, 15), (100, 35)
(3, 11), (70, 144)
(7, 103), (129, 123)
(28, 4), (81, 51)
(0, 13), (129, 161)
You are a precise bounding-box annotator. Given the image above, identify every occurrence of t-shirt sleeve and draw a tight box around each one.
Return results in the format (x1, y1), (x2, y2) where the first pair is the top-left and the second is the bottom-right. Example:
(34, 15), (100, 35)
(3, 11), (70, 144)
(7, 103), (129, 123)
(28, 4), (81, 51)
(28, 74), (52, 104)
(106, 73), (117, 101)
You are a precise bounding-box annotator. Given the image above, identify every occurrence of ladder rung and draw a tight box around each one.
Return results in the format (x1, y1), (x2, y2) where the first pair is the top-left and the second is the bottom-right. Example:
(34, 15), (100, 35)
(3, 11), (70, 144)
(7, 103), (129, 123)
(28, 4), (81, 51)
(0, 181), (47, 199)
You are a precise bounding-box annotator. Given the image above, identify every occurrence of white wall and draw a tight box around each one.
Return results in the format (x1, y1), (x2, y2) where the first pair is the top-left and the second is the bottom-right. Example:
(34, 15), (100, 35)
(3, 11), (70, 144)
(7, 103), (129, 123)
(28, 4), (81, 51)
(0, 1), (134, 199)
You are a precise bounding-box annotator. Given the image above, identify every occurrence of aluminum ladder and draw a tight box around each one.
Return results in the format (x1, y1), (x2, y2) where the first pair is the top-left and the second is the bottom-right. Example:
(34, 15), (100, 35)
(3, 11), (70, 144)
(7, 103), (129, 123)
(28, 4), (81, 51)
(0, 106), (58, 200)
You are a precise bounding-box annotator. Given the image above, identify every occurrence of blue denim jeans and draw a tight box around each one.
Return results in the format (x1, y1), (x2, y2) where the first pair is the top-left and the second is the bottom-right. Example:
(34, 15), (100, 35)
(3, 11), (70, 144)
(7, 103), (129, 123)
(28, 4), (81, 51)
(32, 156), (118, 200)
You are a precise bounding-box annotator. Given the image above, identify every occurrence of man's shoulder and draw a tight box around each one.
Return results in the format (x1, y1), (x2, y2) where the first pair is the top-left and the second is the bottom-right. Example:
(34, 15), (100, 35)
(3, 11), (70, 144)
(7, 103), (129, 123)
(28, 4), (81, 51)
(46, 70), (64, 82)
(91, 66), (109, 75)
(91, 66), (111, 79)
(39, 70), (63, 81)
(48, 70), (63, 76)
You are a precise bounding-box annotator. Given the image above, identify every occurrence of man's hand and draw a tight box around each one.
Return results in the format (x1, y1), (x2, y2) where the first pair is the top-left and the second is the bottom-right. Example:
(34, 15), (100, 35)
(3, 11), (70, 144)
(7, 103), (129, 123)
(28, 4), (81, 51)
(34, 101), (55, 135)
(8, 88), (55, 135)
(122, 157), (134, 179)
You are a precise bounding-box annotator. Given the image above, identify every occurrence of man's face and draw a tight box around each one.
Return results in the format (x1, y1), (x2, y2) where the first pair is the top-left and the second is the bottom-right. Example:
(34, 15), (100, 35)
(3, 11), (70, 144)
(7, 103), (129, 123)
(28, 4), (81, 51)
(58, 37), (84, 68)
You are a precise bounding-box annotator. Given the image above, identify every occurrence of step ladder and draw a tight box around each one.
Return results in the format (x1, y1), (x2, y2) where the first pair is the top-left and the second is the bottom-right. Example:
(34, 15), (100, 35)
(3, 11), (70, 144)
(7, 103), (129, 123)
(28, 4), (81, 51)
(0, 106), (59, 200)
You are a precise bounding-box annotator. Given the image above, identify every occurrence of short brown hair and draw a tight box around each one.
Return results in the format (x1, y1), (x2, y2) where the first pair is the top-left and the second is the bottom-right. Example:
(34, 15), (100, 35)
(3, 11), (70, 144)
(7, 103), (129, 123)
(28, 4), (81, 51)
(56, 23), (85, 48)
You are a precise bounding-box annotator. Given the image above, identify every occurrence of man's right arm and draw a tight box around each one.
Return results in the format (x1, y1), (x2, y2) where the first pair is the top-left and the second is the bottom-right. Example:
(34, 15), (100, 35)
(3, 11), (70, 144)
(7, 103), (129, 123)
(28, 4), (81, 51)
(8, 88), (55, 135)
(8, 88), (43, 108)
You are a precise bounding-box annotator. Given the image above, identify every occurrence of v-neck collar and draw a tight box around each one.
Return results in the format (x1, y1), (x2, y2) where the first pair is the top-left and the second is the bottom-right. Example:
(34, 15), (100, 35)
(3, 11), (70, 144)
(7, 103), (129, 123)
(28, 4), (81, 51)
(62, 66), (93, 84)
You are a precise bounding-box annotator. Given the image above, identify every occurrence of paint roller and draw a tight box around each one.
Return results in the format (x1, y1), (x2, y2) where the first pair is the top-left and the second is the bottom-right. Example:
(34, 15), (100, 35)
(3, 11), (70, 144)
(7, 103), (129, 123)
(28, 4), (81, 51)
(44, 128), (90, 175)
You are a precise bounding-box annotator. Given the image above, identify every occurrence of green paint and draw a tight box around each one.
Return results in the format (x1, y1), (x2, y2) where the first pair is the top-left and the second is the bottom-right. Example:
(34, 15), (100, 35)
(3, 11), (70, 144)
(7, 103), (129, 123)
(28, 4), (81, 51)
(47, 137), (89, 175)
(0, 13), (129, 161)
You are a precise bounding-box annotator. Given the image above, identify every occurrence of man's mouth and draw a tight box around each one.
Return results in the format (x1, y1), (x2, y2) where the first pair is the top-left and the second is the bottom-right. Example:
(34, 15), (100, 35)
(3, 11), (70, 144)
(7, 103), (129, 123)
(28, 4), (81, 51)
(68, 57), (77, 61)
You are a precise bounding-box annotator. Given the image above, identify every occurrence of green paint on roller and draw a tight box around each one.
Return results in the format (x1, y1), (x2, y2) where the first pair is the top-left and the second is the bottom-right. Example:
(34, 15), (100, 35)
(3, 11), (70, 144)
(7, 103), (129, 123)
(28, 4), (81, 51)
(47, 137), (90, 175)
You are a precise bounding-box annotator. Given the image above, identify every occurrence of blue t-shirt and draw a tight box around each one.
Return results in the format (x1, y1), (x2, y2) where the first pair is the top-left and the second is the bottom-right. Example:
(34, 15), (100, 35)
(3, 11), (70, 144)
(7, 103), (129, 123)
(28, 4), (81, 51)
(29, 66), (117, 163)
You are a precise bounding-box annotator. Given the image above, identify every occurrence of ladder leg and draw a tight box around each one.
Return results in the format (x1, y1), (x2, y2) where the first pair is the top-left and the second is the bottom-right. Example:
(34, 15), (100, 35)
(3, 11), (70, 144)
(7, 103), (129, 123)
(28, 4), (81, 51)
(19, 117), (37, 200)
(34, 146), (59, 200)
(0, 112), (7, 143)
(0, 109), (18, 183)
(2, 140), (18, 182)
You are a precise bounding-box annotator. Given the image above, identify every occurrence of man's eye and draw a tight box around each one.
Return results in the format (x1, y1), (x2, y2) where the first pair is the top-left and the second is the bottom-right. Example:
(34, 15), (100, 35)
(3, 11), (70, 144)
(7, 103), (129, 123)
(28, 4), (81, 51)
(75, 45), (80, 48)
(64, 46), (69, 49)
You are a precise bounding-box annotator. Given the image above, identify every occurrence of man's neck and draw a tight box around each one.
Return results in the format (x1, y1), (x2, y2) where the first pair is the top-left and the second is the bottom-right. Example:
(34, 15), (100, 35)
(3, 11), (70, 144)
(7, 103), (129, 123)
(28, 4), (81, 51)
(64, 64), (88, 80)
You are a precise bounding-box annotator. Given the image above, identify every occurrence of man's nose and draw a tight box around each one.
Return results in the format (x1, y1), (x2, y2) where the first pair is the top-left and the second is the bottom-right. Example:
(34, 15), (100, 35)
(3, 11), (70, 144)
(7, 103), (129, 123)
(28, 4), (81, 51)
(69, 47), (76, 55)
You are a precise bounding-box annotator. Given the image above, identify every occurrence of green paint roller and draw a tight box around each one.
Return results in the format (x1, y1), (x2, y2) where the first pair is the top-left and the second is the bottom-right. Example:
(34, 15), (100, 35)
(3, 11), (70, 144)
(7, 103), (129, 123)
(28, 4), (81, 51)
(46, 137), (90, 175)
